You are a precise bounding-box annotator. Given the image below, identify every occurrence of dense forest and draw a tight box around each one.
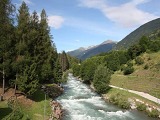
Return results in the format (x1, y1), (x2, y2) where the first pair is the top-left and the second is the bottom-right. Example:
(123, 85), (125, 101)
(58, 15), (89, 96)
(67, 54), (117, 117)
(72, 30), (160, 94)
(0, 0), (78, 97)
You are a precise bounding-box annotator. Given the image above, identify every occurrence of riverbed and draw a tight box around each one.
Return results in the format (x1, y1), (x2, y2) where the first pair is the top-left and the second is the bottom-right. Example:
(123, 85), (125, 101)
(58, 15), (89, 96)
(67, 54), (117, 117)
(56, 74), (156, 120)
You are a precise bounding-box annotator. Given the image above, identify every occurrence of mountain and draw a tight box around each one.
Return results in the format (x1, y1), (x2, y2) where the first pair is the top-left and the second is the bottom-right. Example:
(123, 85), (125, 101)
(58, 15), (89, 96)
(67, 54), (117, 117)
(114, 18), (160, 50)
(67, 40), (116, 60)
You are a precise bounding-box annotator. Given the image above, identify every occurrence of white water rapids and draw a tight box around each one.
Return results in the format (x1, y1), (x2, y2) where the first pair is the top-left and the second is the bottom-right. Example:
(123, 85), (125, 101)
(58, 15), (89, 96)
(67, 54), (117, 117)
(56, 74), (156, 120)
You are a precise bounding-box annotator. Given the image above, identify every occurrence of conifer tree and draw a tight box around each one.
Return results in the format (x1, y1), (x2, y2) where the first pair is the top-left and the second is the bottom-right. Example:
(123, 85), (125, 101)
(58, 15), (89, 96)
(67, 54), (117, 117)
(0, 0), (15, 95)
(54, 58), (63, 83)
(15, 2), (39, 96)
(60, 51), (69, 72)
(38, 9), (56, 83)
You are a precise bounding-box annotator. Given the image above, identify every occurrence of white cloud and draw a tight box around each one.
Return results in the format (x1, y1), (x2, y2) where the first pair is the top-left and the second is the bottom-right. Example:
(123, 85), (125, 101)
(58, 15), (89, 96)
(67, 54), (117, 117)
(65, 17), (113, 35)
(48, 16), (65, 29)
(79, 0), (158, 28)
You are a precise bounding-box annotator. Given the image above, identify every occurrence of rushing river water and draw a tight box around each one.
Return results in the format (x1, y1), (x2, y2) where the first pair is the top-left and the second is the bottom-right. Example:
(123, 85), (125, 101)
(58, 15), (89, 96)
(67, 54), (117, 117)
(56, 74), (156, 120)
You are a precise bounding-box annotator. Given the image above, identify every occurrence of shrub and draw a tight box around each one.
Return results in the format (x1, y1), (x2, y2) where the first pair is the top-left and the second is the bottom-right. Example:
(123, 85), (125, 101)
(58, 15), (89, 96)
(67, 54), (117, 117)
(93, 64), (111, 94)
(147, 109), (159, 118)
(135, 57), (144, 65)
(123, 66), (134, 75)
(137, 103), (146, 111)
(109, 93), (130, 109)
(118, 98), (130, 109)
(11, 110), (24, 120)
(144, 64), (149, 69)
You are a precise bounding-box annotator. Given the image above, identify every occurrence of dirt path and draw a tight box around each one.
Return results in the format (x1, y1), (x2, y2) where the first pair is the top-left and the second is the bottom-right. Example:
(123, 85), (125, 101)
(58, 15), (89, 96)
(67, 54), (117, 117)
(109, 85), (160, 105)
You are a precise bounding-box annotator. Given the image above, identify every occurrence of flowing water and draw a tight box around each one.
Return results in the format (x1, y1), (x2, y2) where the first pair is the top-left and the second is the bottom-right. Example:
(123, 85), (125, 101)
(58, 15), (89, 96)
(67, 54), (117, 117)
(56, 74), (156, 120)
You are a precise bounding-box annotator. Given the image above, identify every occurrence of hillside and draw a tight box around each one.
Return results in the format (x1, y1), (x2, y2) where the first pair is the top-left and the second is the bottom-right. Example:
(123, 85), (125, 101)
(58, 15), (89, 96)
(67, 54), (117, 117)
(114, 18), (160, 50)
(67, 40), (116, 60)
(110, 51), (160, 99)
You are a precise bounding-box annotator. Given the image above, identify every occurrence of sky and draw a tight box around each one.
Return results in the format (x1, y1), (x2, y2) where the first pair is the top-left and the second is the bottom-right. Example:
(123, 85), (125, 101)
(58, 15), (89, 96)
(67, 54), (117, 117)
(12, 0), (160, 52)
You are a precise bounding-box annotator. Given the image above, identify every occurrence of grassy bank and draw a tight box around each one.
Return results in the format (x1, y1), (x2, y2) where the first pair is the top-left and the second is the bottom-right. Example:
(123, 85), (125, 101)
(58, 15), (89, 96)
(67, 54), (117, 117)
(104, 88), (160, 118)
(110, 52), (160, 99)
(0, 90), (52, 120)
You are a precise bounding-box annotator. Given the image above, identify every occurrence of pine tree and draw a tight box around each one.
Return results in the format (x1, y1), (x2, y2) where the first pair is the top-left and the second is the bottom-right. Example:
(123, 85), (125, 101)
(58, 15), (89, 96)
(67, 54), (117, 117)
(15, 2), (39, 96)
(38, 9), (56, 83)
(0, 0), (15, 95)
(60, 51), (69, 72)
(54, 58), (63, 83)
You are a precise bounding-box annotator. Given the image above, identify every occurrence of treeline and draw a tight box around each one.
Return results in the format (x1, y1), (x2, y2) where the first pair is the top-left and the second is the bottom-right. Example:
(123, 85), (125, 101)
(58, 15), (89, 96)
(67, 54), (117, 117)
(0, 0), (76, 96)
(72, 30), (160, 94)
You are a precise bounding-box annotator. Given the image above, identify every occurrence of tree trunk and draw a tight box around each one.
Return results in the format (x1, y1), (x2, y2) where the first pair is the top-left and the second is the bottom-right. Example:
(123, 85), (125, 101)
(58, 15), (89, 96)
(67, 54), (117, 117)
(2, 67), (5, 95)
(14, 74), (17, 95)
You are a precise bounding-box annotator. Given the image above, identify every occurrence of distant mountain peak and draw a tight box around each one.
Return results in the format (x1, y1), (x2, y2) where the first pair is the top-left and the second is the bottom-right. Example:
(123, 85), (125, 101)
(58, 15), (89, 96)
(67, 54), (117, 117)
(101, 40), (115, 45)
(67, 39), (116, 60)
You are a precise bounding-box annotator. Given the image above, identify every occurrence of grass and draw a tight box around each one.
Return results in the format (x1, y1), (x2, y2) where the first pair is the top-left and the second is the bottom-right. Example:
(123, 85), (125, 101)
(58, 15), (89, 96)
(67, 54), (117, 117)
(110, 74), (160, 99)
(0, 101), (12, 120)
(110, 51), (160, 99)
(0, 90), (52, 120)
(106, 88), (160, 108)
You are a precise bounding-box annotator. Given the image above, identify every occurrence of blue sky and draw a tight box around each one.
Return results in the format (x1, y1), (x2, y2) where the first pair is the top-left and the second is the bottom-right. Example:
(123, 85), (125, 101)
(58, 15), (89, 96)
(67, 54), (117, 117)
(12, 0), (160, 52)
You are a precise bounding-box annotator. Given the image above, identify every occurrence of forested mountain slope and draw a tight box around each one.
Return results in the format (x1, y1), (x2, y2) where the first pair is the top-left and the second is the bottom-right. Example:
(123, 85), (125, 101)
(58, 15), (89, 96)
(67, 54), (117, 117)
(68, 40), (116, 60)
(114, 18), (160, 50)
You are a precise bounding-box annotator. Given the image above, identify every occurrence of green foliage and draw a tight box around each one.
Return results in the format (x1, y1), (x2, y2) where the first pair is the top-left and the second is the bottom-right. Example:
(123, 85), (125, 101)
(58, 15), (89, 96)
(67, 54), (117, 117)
(136, 103), (147, 111)
(72, 63), (81, 77)
(105, 51), (120, 71)
(0, 1), (61, 96)
(62, 70), (71, 83)
(10, 110), (24, 120)
(128, 44), (142, 59)
(80, 58), (97, 83)
(109, 93), (130, 109)
(135, 56), (144, 65)
(59, 51), (69, 72)
(123, 66), (134, 75)
(147, 109), (159, 118)
(93, 64), (111, 94)
(54, 59), (63, 83)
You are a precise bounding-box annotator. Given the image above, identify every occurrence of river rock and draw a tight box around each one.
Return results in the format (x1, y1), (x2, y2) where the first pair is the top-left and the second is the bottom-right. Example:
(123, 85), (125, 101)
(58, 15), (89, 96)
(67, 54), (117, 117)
(50, 100), (63, 120)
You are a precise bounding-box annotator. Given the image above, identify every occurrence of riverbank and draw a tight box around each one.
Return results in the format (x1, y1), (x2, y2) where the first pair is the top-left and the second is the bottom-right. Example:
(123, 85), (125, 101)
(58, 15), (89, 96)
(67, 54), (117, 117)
(0, 84), (64, 120)
(102, 88), (160, 118)
(89, 82), (160, 118)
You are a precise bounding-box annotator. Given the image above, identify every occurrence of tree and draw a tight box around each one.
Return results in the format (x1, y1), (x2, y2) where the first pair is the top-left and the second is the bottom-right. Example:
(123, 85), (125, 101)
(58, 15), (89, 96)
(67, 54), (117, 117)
(128, 44), (142, 59)
(0, 0), (15, 95)
(54, 59), (63, 83)
(105, 51), (120, 71)
(80, 58), (97, 83)
(37, 9), (56, 83)
(60, 51), (69, 72)
(93, 64), (111, 94)
(139, 36), (149, 52)
(72, 63), (80, 77)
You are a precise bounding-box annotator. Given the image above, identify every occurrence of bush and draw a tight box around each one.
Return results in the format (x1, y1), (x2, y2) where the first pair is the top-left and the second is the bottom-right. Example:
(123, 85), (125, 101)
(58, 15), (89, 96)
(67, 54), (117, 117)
(147, 109), (159, 118)
(123, 66), (134, 75)
(118, 98), (130, 109)
(93, 64), (111, 94)
(11, 110), (24, 120)
(137, 103), (146, 111)
(144, 64), (149, 69)
(135, 57), (144, 65)
(109, 93), (130, 109)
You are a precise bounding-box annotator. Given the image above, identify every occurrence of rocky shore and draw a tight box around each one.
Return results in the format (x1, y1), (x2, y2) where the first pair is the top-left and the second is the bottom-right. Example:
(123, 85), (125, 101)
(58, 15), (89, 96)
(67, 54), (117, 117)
(49, 100), (63, 120)
(42, 84), (64, 120)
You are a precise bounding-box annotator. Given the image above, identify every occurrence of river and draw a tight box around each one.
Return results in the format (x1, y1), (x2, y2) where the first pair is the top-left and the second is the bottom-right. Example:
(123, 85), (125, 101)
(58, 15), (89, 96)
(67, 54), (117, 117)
(56, 74), (156, 120)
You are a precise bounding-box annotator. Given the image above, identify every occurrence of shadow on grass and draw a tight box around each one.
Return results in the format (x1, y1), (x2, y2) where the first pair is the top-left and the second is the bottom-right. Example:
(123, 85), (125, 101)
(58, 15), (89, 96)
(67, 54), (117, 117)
(29, 90), (49, 102)
(106, 86), (112, 93)
(0, 107), (12, 119)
